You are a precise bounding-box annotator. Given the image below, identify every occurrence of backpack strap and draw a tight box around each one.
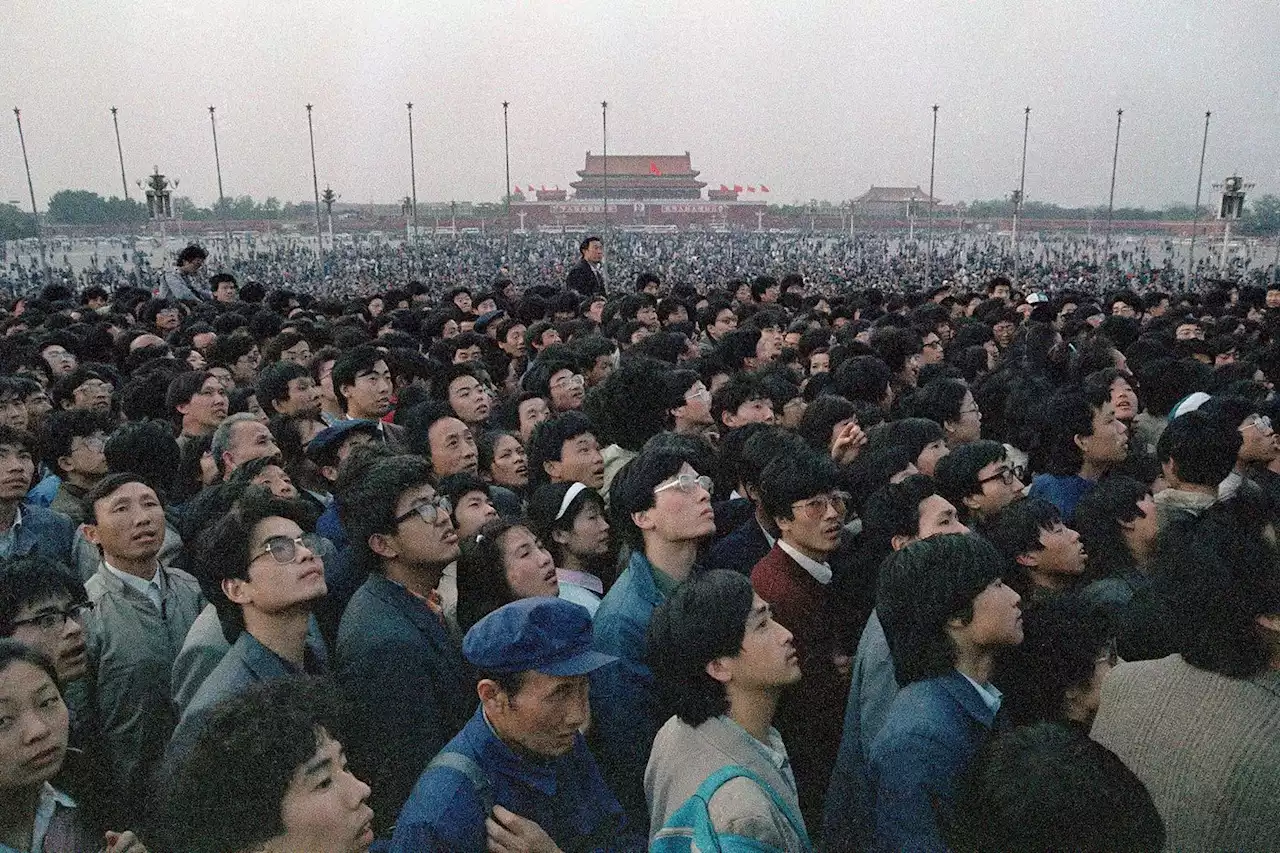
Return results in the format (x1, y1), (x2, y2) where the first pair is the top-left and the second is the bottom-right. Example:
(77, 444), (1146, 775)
(691, 764), (812, 851)
(426, 751), (495, 817)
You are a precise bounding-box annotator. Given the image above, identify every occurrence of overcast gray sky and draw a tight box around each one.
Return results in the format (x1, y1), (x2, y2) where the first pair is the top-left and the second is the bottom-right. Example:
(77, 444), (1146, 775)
(2, 1), (1276, 211)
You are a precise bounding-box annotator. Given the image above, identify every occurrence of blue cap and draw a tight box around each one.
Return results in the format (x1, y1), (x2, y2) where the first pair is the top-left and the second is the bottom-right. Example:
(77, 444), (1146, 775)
(463, 597), (617, 676)
(305, 419), (381, 463)
(473, 309), (505, 334)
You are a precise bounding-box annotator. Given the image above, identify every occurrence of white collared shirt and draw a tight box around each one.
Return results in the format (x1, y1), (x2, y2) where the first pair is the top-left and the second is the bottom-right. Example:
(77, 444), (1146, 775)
(777, 540), (832, 585)
(960, 672), (1004, 715)
(105, 560), (164, 611)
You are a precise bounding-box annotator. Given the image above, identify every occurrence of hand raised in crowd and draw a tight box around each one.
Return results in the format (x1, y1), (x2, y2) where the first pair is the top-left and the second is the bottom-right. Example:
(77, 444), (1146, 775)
(830, 420), (867, 465)
(486, 805), (562, 853)
(103, 829), (148, 853)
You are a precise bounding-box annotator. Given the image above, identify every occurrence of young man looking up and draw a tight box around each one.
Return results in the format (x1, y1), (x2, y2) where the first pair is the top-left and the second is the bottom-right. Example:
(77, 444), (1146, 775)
(592, 449), (717, 828)
(1028, 387), (1128, 522)
(82, 473), (204, 825)
(1152, 409), (1238, 531)
(256, 361), (322, 420)
(335, 455), (475, 837)
(527, 411), (606, 491)
(0, 425), (75, 567)
(646, 569), (809, 849)
(868, 534), (1023, 852)
(935, 439), (1026, 526)
(167, 371), (229, 446)
(391, 598), (642, 851)
(404, 401), (480, 480)
(983, 497), (1088, 603)
(332, 345), (408, 452)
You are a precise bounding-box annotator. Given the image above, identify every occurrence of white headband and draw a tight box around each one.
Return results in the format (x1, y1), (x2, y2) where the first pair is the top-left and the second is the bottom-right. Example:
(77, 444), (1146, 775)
(555, 482), (590, 521)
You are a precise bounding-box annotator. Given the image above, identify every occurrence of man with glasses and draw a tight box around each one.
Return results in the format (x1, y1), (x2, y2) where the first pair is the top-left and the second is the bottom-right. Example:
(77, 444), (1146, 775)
(43, 410), (112, 526)
(1200, 395), (1280, 500)
(592, 449), (717, 828)
(936, 439), (1026, 526)
(82, 473), (204, 825)
(750, 450), (857, 830)
(335, 455), (476, 838)
(171, 491), (329, 751)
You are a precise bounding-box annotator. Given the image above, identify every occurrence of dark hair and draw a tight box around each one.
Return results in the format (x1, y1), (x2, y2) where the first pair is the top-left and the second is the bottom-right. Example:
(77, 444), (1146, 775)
(758, 451), (840, 524)
(104, 419), (182, 502)
(911, 378), (970, 428)
(330, 345), (388, 414)
(255, 361), (311, 417)
(579, 235), (601, 255)
(981, 497), (1063, 595)
(0, 557), (85, 636)
(206, 332), (257, 371)
(1155, 409), (1240, 487)
(609, 449), (690, 548)
(993, 594), (1114, 727)
(647, 570), (756, 726)
(865, 418), (946, 470)
(1073, 476), (1152, 583)
(732, 425), (807, 496)
(175, 244), (208, 266)
(583, 356), (675, 451)
(832, 355), (893, 406)
(455, 518), (527, 633)
(1040, 387), (1105, 476)
(877, 533), (1006, 685)
(194, 488), (317, 641)
(859, 474), (944, 555)
(797, 395), (859, 454)
(526, 411), (595, 489)
(155, 677), (349, 853)
(165, 371), (216, 420)
(950, 723), (1165, 853)
(51, 365), (112, 411)
(525, 481), (606, 566)
(934, 440), (1006, 512)
(40, 409), (110, 476)
(710, 372), (769, 428)
(1154, 495), (1280, 677)
(337, 454), (434, 578)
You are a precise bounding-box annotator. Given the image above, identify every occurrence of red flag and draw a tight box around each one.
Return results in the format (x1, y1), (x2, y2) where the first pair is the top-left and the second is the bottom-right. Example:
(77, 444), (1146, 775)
(719, 184), (729, 192)
(747, 186), (756, 192)
(761, 185), (770, 193)
(649, 161), (662, 176)
(527, 184), (535, 192)
(513, 185), (521, 194)
(733, 185), (743, 192)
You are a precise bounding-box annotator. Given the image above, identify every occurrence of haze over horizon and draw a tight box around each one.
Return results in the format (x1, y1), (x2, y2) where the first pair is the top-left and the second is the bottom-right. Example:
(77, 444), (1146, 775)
(3, 1), (1277, 212)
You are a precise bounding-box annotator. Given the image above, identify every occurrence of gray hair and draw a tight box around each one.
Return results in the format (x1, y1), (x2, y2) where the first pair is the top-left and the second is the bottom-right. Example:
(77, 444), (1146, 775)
(211, 412), (261, 475)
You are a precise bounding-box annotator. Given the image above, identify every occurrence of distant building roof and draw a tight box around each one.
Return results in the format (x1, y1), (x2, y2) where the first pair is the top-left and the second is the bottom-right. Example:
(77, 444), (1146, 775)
(578, 152), (700, 178)
(854, 185), (939, 204)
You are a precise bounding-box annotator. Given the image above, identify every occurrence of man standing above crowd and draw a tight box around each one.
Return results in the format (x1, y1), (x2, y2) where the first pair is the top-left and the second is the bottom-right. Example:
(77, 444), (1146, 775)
(566, 235), (604, 296)
(157, 244), (211, 302)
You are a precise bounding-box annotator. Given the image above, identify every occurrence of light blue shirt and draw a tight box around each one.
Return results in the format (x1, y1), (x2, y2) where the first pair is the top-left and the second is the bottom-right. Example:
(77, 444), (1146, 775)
(0, 783), (76, 853)
(960, 672), (1003, 716)
(105, 560), (165, 611)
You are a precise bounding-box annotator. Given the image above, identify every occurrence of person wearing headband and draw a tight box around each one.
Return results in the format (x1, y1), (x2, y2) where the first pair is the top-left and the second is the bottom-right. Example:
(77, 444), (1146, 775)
(526, 481), (614, 616)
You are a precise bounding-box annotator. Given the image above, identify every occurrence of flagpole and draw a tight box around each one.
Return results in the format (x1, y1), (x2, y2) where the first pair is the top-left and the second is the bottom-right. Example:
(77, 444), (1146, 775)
(1103, 108), (1123, 289)
(502, 101), (511, 260)
(601, 100), (609, 292)
(1012, 106), (1030, 287)
(209, 106), (231, 259)
(110, 107), (130, 200)
(926, 104), (938, 285)
(1187, 110), (1211, 289)
(14, 108), (47, 285)
(407, 102), (419, 243)
(306, 104), (323, 259)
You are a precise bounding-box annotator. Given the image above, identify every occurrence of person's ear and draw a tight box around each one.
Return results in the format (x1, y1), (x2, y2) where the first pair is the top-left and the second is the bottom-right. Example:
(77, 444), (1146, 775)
(632, 508), (657, 533)
(962, 492), (982, 512)
(1255, 613), (1280, 634)
(544, 459), (562, 480)
(476, 679), (507, 715)
(705, 656), (733, 686)
(775, 514), (795, 539)
(175, 400), (191, 417)
(82, 523), (101, 548)
(368, 532), (399, 561)
(1015, 551), (1038, 568)
(551, 528), (572, 546)
(56, 454), (75, 476)
(222, 576), (251, 606)
(890, 533), (913, 552)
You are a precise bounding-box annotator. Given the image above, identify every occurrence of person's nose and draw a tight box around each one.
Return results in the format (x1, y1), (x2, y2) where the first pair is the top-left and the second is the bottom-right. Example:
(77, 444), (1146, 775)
(20, 709), (53, 745)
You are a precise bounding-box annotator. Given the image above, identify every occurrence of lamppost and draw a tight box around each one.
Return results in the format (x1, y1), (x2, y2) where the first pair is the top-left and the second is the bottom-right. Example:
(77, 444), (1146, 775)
(322, 187), (338, 248)
(1187, 111), (1211, 287)
(1103, 108), (1123, 287)
(926, 104), (938, 285)
(138, 166), (177, 246)
(305, 104), (322, 259)
(1012, 106), (1030, 287)
(601, 100), (609, 291)
(406, 102), (419, 242)
(13, 108), (48, 284)
(1212, 175), (1253, 276)
(209, 106), (231, 259)
(110, 107), (130, 200)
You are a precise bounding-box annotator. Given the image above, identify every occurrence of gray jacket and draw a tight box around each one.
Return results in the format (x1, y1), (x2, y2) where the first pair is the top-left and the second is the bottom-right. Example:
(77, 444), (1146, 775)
(157, 268), (210, 301)
(84, 562), (204, 822)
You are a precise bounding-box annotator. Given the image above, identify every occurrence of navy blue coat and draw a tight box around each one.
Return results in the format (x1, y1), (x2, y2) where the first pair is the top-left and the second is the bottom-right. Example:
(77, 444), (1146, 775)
(336, 573), (477, 836)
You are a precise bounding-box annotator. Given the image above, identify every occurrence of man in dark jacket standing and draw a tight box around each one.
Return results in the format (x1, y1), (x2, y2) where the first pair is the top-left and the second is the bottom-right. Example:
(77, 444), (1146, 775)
(565, 235), (604, 296)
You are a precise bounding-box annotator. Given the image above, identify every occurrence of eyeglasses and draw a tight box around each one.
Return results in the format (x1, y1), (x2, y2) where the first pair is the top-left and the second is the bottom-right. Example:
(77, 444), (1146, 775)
(393, 495), (454, 526)
(1241, 414), (1273, 434)
(978, 465), (1021, 487)
(551, 373), (585, 391)
(684, 388), (711, 404)
(253, 532), (323, 565)
(77, 380), (112, 393)
(74, 435), (107, 452)
(959, 406), (981, 415)
(792, 491), (850, 517)
(654, 473), (713, 495)
(923, 340), (943, 350)
(10, 603), (94, 633)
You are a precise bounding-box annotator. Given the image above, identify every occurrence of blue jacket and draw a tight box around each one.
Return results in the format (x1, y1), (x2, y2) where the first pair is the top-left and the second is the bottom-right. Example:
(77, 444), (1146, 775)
(391, 706), (643, 852)
(867, 671), (1001, 853)
(1027, 473), (1095, 522)
(2, 504), (75, 570)
(337, 573), (477, 837)
(705, 515), (771, 576)
(589, 549), (667, 826)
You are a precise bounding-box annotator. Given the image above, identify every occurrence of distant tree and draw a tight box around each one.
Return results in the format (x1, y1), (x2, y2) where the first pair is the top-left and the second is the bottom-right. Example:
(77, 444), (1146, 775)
(173, 196), (212, 220)
(1242, 194), (1280, 237)
(45, 190), (145, 224)
(0, 203), (37, 240)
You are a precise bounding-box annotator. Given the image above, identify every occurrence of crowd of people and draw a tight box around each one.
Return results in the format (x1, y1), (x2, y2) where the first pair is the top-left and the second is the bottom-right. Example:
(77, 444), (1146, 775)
(0, 231), (1277, 852)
